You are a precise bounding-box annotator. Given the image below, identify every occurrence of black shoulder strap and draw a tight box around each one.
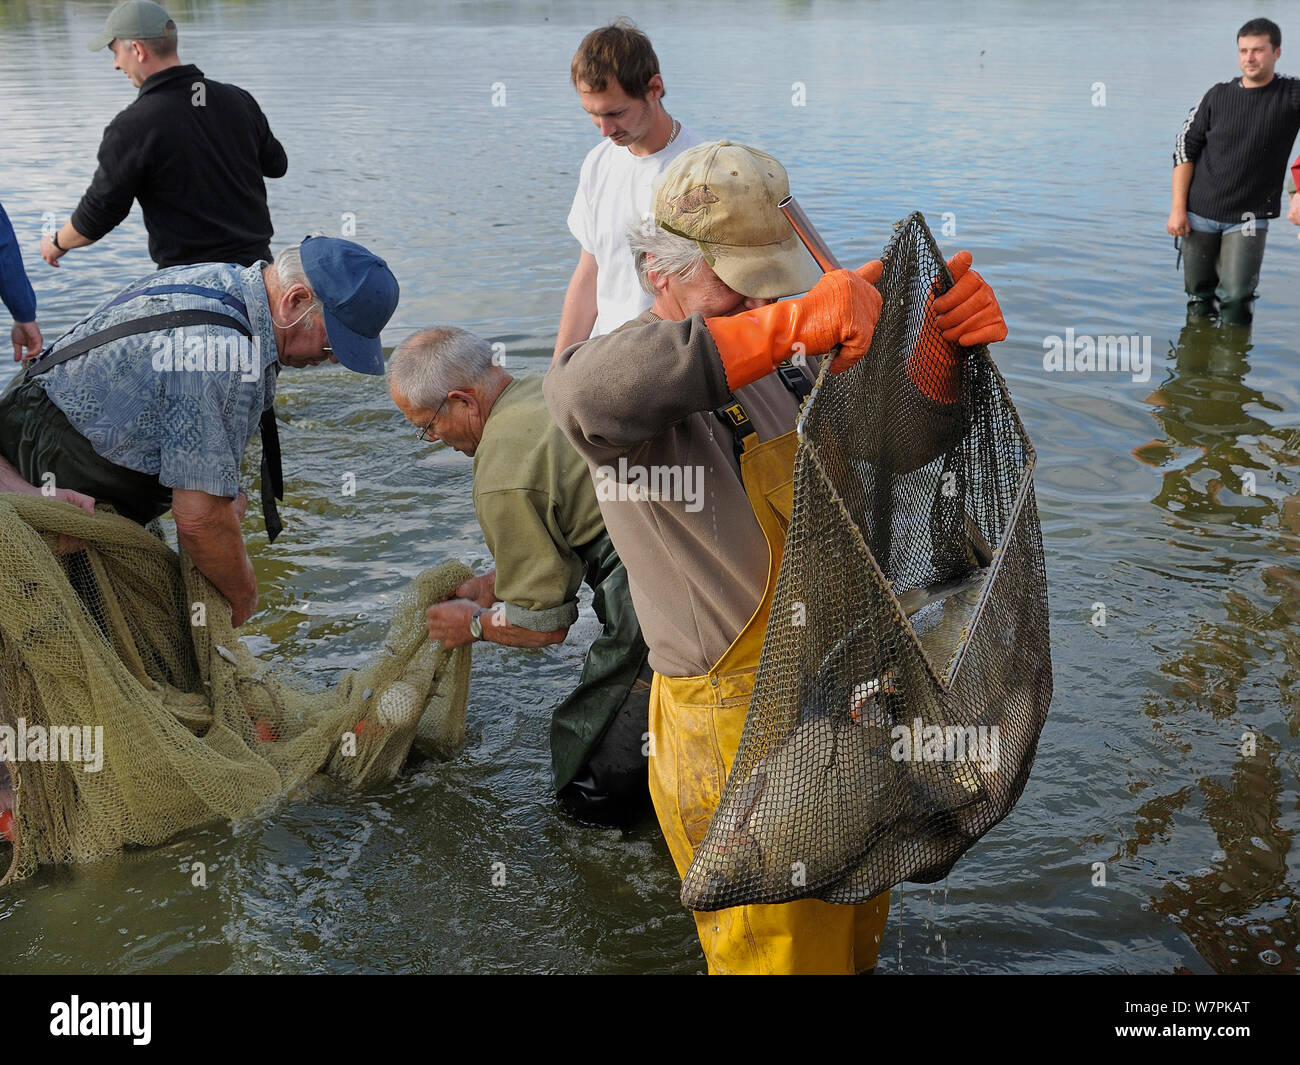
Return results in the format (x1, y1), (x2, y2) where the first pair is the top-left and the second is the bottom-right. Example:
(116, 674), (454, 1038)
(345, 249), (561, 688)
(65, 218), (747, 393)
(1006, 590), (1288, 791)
(259, 407), (283, 542)
(713, 398), (758, 469)
(25, 310), (252, 377)
(775, 359), (812, 403)
(712, 360), (811, 469)
(24, 308), (285, 543)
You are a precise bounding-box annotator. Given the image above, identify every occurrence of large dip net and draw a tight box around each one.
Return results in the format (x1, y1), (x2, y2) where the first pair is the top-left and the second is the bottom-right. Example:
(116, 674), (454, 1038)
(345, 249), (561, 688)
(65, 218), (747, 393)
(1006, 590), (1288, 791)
(681, 213), (1052, 911)
(0, 494), (471, 885)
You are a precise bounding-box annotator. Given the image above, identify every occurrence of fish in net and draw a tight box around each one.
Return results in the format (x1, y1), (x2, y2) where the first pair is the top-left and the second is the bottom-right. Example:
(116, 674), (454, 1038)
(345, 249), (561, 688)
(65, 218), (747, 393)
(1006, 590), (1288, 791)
(681, 213), (1052, 910)
(0, 493), (471, 885)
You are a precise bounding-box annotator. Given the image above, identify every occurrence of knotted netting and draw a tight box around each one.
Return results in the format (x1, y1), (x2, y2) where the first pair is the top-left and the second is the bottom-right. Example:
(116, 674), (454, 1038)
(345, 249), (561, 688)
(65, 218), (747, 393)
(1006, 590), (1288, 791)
(681, 213), (1052, 911)
(0, 494), (471, 885)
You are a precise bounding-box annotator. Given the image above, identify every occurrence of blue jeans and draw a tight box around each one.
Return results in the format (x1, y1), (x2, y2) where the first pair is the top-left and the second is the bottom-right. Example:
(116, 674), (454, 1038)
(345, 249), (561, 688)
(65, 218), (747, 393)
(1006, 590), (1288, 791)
(1182, 212), (1269, 324)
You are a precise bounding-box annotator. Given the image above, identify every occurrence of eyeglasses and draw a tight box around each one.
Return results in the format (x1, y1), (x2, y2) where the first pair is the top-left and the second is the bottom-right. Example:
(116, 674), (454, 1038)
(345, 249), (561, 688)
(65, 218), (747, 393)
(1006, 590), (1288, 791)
(416, 393), (450, 442)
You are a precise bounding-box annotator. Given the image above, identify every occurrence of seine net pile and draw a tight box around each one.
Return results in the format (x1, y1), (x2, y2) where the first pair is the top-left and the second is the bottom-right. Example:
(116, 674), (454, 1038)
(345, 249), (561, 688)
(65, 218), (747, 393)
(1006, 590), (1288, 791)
(0, 494), (471, 885)
(682, 213), (1052, 911)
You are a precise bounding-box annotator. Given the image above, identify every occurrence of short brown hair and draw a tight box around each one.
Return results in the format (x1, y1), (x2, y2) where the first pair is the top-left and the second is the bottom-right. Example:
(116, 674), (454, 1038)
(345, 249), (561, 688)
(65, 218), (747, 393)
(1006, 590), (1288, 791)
(571, 17), (662, 99)
(1238, 17), (1280, 49)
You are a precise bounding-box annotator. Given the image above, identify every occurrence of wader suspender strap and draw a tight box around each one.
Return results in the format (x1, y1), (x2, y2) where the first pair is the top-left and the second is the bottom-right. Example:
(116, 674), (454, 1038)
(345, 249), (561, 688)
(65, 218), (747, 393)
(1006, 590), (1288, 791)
(713, 399), (755, 469)
(776, 360), (813, 404)
(25, 293), (286, 543)
(712, 359), (812, 469)
(25, 311), (250, 375)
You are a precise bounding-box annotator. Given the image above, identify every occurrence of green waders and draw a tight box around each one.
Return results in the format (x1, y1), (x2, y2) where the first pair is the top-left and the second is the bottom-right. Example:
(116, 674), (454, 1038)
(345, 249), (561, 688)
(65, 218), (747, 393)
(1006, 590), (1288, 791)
(552, 530), (653, 828)
(0, 374), (172, 525)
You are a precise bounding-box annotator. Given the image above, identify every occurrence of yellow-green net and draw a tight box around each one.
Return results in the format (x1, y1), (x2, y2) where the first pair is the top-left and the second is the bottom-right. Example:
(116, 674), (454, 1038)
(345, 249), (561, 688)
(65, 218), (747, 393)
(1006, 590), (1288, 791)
(0, 494), (471, 884)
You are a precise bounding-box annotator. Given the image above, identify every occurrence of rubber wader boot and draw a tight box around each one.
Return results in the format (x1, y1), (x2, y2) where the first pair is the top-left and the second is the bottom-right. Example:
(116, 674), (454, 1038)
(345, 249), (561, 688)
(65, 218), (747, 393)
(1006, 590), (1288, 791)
(1180, 229), (1220, 319)
(1216, 227), (1267, 326)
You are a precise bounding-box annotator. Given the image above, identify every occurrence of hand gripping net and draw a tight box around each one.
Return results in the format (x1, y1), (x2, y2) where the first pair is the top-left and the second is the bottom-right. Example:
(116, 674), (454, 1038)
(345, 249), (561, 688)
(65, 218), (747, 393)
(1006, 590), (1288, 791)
(682, 213), (1052, 910)
(0, 495), (471, 885)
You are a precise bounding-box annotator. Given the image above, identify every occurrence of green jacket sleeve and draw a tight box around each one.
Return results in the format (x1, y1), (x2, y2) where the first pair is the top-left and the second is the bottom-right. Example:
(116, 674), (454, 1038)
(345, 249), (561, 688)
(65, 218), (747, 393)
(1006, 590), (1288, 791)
(475, 486), (583, 632)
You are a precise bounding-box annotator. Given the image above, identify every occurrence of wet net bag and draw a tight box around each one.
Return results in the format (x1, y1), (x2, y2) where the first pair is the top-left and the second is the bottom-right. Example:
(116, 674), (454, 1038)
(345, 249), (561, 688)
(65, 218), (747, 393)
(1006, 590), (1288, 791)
(681, 213), (1052, 910)
(0, 495), (471, 885)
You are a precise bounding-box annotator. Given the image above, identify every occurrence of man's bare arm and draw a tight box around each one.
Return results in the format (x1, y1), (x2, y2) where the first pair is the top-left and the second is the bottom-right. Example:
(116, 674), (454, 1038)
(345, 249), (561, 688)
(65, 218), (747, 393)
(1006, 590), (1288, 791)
(1166, 162), (1194, 237)
(425, 598), (568, 649)
(0, 454), (96, 553)
(0, 453), (37, 495)
(0, 453), (95, 511)
(11, 319), (42, 362)
(172, 487), (258, 627)
(40, 222), (94, 268)
(552, 249), (599, 360)
(451, 569), (497, 608)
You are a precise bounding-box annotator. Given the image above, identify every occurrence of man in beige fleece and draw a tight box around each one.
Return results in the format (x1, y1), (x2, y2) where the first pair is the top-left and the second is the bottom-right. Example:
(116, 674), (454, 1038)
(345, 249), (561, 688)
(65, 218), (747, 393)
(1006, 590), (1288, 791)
(544, 140), (1007, 974)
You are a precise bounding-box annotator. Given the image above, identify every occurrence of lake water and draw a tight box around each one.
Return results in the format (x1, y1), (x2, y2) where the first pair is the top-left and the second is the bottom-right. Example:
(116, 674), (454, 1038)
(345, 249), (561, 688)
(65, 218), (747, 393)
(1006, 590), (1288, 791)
(1, 0), (1298, 974)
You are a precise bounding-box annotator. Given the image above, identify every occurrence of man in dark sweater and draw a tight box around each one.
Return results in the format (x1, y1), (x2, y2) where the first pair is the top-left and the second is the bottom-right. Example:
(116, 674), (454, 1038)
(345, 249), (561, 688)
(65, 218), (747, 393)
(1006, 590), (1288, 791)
(41, 1), (286, 271)
(1166, 17), (1300, 324)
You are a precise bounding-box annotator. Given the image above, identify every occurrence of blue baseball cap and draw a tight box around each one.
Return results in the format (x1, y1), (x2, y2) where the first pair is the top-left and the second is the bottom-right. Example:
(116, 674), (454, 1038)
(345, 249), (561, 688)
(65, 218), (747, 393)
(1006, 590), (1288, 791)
(299, 236), (399, 375)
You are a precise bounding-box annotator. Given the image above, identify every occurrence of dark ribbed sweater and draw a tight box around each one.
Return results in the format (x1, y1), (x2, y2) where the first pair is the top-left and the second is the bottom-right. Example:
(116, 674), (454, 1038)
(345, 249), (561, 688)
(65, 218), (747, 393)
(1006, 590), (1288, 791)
(71, 64), (287, 268)
(1173, 74), (1300, 223)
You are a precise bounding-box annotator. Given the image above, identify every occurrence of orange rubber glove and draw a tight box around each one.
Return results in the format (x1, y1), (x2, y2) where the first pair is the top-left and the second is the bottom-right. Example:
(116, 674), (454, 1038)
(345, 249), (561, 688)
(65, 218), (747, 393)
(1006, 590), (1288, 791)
(932, 251), (1007, 347)
(901, 251), (1008, 404)
(705, 264), (883, 392)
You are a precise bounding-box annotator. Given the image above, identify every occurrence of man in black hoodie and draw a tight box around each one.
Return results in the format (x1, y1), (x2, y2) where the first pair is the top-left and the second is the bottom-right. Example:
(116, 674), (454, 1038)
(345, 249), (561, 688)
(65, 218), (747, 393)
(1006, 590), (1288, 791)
(41, 0), (287, 271)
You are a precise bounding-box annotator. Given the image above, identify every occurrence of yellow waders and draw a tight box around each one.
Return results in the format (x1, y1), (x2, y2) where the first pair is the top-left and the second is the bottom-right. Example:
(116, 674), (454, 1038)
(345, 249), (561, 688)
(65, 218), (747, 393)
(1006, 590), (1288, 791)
(649, 425), (891, 974)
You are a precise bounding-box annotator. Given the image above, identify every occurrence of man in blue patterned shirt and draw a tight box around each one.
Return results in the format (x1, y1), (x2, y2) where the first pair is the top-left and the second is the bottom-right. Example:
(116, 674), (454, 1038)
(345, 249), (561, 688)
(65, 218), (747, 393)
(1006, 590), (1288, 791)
(0, 236), (398, 627)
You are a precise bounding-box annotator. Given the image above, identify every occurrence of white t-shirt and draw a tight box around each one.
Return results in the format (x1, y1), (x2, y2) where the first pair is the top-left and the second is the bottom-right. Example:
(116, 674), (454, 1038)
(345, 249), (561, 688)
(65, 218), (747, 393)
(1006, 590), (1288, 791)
(566, 121), (703, 338)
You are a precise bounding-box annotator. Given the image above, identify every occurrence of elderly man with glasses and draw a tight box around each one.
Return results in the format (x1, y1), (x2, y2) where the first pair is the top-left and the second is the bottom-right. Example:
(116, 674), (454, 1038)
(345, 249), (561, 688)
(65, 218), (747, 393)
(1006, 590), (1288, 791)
(388, 326), (653, 828)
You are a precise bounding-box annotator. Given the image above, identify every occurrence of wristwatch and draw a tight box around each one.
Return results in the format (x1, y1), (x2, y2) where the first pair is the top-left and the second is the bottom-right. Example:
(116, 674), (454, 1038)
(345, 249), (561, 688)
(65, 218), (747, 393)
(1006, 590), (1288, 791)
(469, 606), (489, 641)
(49, 231), (64, 251)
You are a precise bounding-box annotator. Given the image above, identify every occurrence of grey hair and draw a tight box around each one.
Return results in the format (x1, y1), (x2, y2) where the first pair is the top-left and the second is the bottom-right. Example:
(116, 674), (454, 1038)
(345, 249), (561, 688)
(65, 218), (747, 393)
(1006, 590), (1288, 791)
(273, 242), (323, 319)
(389, 327), (499, 409)
(627, 216), (707, 295)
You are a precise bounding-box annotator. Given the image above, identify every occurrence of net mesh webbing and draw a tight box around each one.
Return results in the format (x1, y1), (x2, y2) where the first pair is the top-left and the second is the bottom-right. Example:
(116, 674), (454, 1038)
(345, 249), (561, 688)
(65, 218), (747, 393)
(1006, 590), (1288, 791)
(681, 213), (1052, 911)
(0, 494), (471, 885)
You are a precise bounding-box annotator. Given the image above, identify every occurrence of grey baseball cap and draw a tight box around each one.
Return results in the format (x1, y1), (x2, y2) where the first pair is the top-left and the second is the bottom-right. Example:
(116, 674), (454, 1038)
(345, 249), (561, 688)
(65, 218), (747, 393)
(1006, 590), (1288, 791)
(86, 1), (174, 51)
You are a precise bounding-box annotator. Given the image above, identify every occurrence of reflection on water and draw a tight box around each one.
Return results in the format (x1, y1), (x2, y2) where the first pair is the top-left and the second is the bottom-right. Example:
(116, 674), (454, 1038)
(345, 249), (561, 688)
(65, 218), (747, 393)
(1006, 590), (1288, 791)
(1136, 320), (1281, 528)
(1132, 318), (1300, 973)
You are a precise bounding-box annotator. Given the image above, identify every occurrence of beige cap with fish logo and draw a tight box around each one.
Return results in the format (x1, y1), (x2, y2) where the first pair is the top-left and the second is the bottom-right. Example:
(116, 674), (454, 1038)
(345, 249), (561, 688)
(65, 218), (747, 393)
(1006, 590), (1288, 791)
(653, 140), (824, 300)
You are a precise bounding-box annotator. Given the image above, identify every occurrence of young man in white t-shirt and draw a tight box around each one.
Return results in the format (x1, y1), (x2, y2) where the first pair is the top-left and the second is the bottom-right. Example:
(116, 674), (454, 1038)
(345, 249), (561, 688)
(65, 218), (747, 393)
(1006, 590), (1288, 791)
(552, 19), (702, 359)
